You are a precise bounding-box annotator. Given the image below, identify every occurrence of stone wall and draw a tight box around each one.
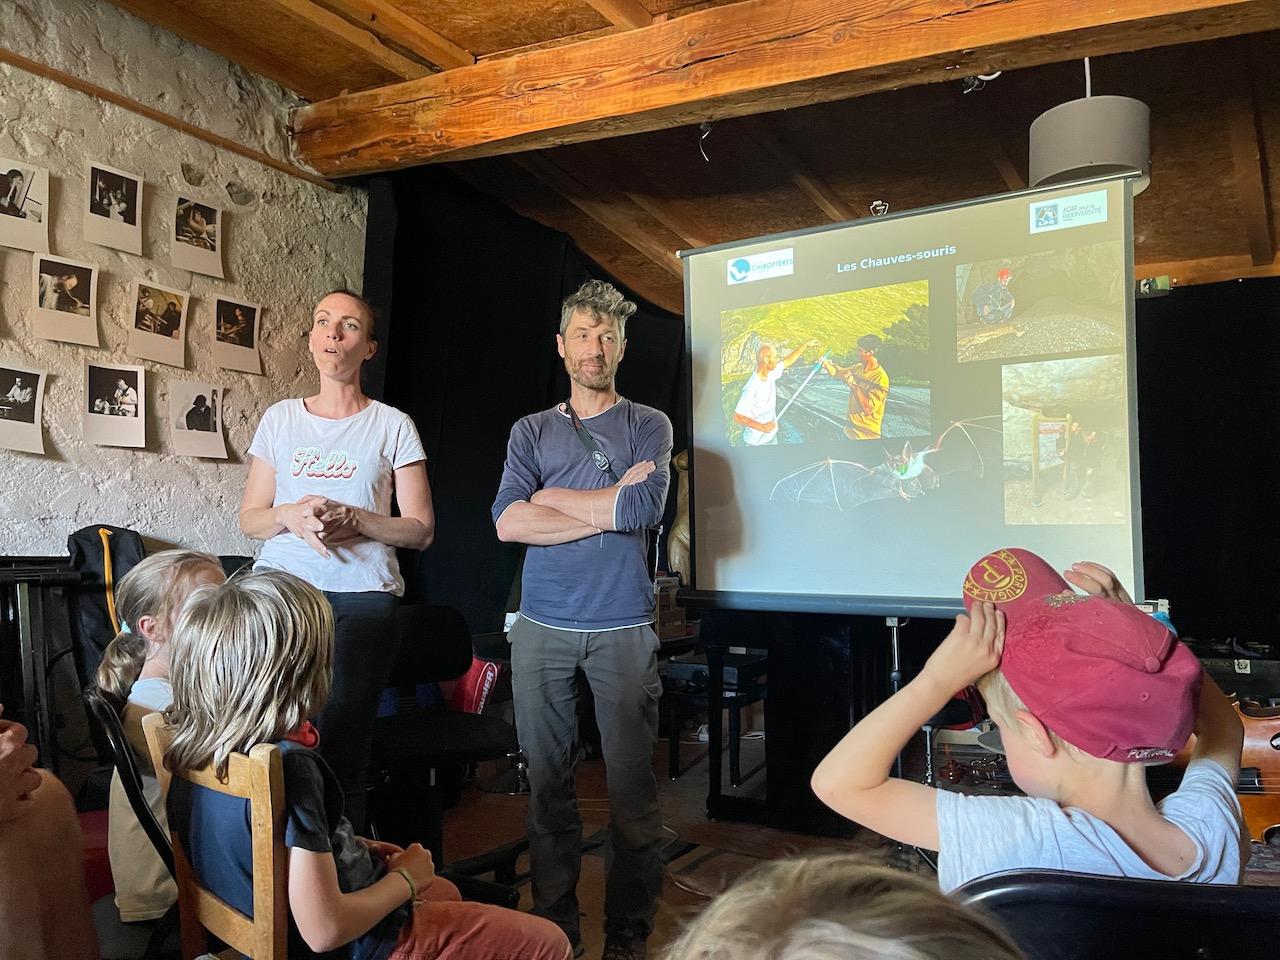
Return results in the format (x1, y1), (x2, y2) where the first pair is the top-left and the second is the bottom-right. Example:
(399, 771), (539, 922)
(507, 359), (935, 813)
(0, 0), (367, 556)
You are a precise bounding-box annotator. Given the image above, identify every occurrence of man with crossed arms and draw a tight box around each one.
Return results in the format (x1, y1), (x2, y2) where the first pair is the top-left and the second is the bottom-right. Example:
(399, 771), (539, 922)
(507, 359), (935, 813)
(493, 280), (672, 960)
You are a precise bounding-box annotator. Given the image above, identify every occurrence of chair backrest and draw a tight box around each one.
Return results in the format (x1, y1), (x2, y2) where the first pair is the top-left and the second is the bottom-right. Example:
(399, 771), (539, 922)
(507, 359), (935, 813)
(390, 604), (475, 686)
(955, 869), (1280, 960)
(82, 686), (175, 879)
(142, 712), (287, 960)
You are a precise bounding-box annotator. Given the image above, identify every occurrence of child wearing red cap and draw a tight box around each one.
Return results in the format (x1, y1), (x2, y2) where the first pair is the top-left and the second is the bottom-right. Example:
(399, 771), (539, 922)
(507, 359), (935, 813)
(812, 548), (1248, 892)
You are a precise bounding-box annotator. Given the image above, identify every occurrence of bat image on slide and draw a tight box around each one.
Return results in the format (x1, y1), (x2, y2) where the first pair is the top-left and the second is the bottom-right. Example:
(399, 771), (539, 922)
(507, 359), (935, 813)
(769, 416), (1001, 511)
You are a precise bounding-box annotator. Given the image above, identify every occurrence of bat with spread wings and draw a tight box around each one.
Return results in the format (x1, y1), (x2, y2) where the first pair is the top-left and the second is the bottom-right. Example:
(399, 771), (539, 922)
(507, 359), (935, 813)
(769, 416), (1001, 511)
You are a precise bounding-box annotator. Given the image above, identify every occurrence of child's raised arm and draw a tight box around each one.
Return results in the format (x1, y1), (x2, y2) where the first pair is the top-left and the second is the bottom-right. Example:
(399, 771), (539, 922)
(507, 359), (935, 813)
(288, 842), (434, 953)
(1189, 671), (1244, 782)
(809, 603), (1004, 851)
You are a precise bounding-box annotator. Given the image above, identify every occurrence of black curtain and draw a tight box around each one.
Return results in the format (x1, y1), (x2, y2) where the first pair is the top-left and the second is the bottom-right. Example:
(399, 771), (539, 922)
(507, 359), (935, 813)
(369, 167), (685, 633)
(367, 165), (1279, 645)
(1134, 279), (1280, 644)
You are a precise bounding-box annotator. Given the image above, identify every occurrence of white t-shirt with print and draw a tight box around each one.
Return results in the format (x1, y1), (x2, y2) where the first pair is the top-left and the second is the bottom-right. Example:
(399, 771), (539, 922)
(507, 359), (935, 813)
(248, 399), (426, 595)
(734, 366), (784, 446)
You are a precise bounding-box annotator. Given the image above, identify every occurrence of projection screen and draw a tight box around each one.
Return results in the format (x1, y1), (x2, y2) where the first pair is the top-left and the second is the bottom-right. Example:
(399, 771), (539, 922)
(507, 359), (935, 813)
(682, 174), (1142, 615)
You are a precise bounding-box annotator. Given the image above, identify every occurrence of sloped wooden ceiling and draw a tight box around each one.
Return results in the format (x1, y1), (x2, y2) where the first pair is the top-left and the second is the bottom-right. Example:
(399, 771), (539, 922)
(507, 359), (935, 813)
(99, 1), (1280, 313)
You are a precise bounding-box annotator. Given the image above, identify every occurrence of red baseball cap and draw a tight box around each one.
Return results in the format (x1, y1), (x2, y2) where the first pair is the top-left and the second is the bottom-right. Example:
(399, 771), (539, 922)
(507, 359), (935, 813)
(962, 548), (1201, 763)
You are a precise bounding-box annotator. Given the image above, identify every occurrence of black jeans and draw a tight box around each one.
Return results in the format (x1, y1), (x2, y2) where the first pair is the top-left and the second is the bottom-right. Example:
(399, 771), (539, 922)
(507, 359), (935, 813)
(316, 590), (399, 834)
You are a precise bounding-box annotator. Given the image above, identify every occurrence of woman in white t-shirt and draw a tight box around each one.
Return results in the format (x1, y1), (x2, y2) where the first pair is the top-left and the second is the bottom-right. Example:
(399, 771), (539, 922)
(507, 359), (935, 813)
(239, 289), (434, 831)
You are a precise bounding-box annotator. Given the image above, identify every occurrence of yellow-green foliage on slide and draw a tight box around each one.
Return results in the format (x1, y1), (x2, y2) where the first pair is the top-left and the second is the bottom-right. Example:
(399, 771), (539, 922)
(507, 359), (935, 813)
(720, 280), (928, 382)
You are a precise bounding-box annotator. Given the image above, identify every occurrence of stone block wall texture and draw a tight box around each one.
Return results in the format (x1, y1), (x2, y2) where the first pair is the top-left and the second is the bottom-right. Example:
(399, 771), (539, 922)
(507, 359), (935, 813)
(0, 0), (368, 556)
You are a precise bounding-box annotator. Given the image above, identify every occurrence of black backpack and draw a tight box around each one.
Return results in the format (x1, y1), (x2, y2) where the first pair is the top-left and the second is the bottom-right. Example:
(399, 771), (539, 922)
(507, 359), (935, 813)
(66, 524), (146, 687)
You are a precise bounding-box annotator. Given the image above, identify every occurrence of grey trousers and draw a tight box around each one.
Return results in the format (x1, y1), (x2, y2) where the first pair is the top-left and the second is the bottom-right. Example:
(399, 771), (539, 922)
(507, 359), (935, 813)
(510, 616), (664, 943)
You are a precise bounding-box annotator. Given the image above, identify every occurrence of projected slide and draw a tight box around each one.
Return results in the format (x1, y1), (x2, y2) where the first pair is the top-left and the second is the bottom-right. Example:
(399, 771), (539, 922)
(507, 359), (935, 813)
(720, 281), (930, 446)
(684, 175), (1141, 610)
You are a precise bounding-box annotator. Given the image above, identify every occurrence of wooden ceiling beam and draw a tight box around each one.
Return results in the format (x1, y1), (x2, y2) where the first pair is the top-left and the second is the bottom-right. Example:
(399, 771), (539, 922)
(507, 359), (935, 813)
(318, 0), (474, 69)
(582, 0), (655, 29)
(106, 0), (333, 100)
(739, 116), (860, 222)
(513, 155), (683, 277)
(1223, 46), (1273, 266)
(265, 0), (432, 81)
(293, 0), (1280, 176)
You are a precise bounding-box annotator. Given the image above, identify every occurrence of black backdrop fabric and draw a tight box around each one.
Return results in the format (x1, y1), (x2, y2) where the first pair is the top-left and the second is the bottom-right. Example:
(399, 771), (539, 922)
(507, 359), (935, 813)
(369, 167), (686, 633)
(367, 166), (1278, 644)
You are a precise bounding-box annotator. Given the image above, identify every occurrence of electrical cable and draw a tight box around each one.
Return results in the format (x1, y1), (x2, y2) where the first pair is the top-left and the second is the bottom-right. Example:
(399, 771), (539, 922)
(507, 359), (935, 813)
(1084, 57), (1092, 98)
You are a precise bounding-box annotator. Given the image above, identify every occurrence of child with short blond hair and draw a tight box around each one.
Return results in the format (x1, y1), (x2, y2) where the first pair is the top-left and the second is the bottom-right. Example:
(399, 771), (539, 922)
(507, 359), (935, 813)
(812, 548), (1248, 891)
(163, 568), (570, 959)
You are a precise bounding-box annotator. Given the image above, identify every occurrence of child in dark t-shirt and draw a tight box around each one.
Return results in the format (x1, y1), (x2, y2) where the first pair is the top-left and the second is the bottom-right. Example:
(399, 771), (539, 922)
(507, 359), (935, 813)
(163, 569), (570, 960)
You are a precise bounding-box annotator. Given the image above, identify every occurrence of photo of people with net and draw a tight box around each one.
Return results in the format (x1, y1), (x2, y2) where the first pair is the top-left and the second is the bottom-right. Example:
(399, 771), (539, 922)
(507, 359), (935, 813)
(1002, 355), (1129, 525)
(720, 280), (931, 447)
(955, 240), (1124, 363)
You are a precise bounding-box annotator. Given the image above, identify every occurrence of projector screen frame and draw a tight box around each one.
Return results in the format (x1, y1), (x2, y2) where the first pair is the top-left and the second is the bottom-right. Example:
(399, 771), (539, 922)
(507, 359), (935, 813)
(677, 171), (1145, 618)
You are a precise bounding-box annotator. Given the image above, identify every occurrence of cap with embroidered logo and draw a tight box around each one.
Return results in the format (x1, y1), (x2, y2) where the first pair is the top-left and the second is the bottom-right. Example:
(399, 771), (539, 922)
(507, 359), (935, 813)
(962, 547), (1201, 763)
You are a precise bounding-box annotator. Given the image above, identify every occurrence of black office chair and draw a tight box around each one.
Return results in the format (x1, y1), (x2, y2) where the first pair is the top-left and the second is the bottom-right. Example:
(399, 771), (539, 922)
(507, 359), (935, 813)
(83, 686), (179, 960)
(955, 869), (1280, 960)
(368, 604), (527, 907)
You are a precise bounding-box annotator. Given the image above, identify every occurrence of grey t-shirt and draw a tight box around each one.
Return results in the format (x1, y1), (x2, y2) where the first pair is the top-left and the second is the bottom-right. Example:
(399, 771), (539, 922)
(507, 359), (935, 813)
(492, 399), (672, 630)
(936, 758), (1249, 892)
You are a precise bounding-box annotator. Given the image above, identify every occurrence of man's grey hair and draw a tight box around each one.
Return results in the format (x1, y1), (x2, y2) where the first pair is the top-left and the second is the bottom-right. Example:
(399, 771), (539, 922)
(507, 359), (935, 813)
(559, 280), (637, 338)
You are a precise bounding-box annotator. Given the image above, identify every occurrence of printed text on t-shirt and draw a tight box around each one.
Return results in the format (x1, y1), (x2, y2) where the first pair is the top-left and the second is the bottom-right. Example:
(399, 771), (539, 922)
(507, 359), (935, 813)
(291, 446), (359, 479)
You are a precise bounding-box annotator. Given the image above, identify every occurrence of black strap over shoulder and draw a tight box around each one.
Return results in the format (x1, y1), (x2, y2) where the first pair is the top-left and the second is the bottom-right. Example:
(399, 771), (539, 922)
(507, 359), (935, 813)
(565, 400), (620, 484)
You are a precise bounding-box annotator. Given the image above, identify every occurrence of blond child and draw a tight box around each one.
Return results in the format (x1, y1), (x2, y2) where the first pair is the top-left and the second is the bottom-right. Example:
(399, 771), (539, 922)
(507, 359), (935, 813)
(812, 548), (1248, 892)
(163, 568), (570, 959)
(662, 853), (1024, 960)
(95, 549), (225, 921)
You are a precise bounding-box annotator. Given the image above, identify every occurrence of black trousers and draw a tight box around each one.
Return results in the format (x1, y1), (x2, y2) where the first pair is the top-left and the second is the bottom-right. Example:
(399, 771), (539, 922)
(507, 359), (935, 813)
(316, 590), (399, 834)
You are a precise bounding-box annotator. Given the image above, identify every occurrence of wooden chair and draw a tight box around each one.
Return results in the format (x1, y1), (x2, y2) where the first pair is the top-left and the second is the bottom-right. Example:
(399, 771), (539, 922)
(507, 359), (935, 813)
(141, 712), (287, 960)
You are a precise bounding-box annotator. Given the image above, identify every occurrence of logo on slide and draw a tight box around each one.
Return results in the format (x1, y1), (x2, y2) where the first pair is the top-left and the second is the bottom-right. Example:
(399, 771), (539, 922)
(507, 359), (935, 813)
(1033, 204), (1059, 228)
(1029, 189), (1108, 234)
(726, 248), (795, 285)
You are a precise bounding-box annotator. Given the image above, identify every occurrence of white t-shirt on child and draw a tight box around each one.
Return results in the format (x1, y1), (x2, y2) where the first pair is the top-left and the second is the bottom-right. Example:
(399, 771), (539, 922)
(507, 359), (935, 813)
(935, 758), (1249, 892)
(734, 366), (784, 446)
(248, 399), (426, 595)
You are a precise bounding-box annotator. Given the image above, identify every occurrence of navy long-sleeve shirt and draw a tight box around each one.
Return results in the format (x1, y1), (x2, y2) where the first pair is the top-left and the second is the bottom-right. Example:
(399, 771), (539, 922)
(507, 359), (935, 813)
(492, 399), (673, 630)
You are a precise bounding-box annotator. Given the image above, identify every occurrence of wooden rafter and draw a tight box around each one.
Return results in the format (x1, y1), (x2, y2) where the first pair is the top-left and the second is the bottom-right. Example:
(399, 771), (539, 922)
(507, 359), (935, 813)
(106, 0), (333, 100)
(265, 0), (431, 80)
(293, 0), (1280, 176)
(582, 0), (654, 29)
(600, 143), (716, 249)
(1223, 46), (1273, 266)
(318, 0), (474, 69)
(513, 155), (683, 277)
(989, 144), (1027, 192)
(739, 116), (860, 222)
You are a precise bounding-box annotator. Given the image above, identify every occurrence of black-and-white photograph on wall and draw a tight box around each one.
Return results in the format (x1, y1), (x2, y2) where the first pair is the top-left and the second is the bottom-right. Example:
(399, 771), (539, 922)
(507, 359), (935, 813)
(168, 379), (227, 459)
(128, 280), (189, 367)
(0, 158), (49, 253)
(32, 255), (99, 346)
(84, 361), (145, 447)
(171, 196), (224, 278)
(84, 161), (142, 255)
(213, 296), (262, 374)
(0, 361), (47, 454)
